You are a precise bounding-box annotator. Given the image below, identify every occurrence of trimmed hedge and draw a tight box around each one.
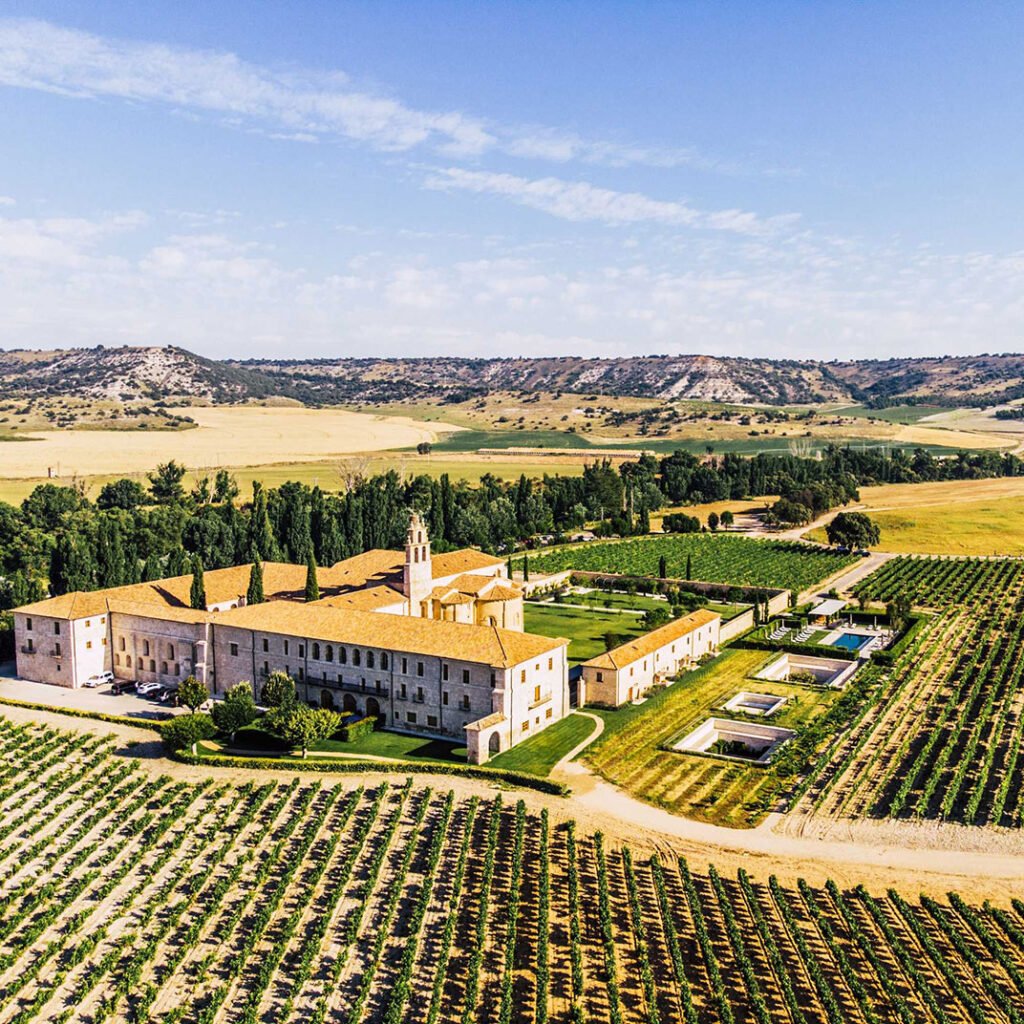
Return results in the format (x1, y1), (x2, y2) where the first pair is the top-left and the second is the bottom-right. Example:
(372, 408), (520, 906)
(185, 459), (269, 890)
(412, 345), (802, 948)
(0, 696), (166, 732)
(732, 637), (859, 662)
(337, 715), (376, 742)
(870, 613), (928, 666)
(172, 749), (569, 795)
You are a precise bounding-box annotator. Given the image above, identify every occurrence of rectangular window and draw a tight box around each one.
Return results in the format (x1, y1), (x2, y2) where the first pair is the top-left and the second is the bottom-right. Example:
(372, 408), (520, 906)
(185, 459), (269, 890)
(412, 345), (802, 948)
(284, 640), (290, 655)
(442, 663), (449, 681)
(262, 638), (269, 653)
(230, 643), (239, 656)
(174, 663), (180, 676)
(402, 658), (408, 674)
(596, 670), (604, 682)
(546, 708), (553, 719)
(299, 644), (305, 657)
(264, 661), (269, 675)
(85, 641), (92, 650)
(406, 711), (417, 724)
(427, 714), (438, 727)
(85, 620), (91, 628)
(522, 720), (529, 732)
(149, 660), (155, 672)
(298, 667), (305, 680)
(25, 618), (32, 631)
(119, 636), (125, 651)
(417, 661), (424, 677)
(100, 616), (106, 625)
(462, 668), (470, 685)
(27, 638), (33, 652)
(417, 687), (424, 701)
(534, 684), (541, 702)
(400, 683), (407, 698)
(548, 657), (553, 670)
(442, 691), (449, 706)
(520, 670), (526, 683)
(55, 642), (62, 656)
(53, 622), (60, 635)
(143, 640), (150, 656)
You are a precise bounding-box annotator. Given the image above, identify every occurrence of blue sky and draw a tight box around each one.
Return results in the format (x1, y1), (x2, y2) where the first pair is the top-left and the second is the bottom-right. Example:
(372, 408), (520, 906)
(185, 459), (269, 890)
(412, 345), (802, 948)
(1, 2), (1022, 360)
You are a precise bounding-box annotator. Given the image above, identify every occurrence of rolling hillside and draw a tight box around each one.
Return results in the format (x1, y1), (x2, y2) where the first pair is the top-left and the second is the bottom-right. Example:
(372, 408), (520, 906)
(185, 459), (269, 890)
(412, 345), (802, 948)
(4, 345), (1024, 408)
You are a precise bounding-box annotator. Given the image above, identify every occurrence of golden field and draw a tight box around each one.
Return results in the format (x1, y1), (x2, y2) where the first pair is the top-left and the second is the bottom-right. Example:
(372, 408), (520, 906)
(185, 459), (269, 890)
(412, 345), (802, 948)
(808, 477), (1024, 555)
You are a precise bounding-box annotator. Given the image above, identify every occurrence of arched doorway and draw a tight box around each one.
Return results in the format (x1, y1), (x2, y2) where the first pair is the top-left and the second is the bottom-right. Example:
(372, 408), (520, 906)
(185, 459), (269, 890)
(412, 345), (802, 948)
(366, 696), (384, 728)
(320, 689), (336, 709)
(342, 693), (357, 714)
(488, 732), (502, 755)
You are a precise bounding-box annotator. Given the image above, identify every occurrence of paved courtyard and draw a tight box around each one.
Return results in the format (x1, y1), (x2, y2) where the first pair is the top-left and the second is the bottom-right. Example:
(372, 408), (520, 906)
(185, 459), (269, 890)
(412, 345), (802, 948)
(0, 663), (182, 723)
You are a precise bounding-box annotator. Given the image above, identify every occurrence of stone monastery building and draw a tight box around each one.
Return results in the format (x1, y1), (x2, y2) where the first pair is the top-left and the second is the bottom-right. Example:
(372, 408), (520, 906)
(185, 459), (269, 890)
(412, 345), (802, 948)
(13, 513), (569, 763)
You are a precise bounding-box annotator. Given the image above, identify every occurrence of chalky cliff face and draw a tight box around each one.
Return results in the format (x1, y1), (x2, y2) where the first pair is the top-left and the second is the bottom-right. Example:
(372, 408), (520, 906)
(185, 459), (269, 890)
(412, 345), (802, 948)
(12, 512), (569, 763)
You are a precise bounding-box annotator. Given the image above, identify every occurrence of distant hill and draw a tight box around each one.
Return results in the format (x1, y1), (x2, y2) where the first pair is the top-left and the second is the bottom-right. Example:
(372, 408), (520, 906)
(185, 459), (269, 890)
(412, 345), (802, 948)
(4, 345), (1024, 408)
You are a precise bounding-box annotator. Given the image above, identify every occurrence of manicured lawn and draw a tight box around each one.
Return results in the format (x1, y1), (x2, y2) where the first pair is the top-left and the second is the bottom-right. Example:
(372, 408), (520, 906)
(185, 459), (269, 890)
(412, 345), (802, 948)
(488, 712), (598, 776)
(582, 648), (839, 828)
(524, 604), (647, 664)
(311, 729), (468, 763)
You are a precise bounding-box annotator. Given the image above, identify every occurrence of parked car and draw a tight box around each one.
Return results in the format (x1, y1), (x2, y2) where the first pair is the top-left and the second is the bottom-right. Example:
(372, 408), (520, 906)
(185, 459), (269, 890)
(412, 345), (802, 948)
(84, 670), (114, 688)
(109, 680), (136, 696)
(155, 687), (177, 704)
(137, 680), (162, 695)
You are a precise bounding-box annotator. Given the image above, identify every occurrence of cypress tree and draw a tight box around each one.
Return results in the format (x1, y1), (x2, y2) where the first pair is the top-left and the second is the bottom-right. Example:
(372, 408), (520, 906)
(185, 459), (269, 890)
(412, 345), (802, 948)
(166, 546), (188, 578)
(247, 552), (265, 605)
(304, 549), (320, 602)
(523, 554), (530, 583)
(142, 553), (162, 582)
(190, 555), (207, 610)
(658, 554), (668, 580)
(685, 553), (692, 581)
(507, 555), (514, 579)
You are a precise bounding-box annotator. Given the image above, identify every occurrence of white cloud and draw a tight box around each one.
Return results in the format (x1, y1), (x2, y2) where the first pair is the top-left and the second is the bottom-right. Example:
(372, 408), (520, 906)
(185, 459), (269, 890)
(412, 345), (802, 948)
(0, 18), (745, 172)
(0, 205), (1022, 360)
(0, 196), (15, 206)
(423, 167), (796, 236)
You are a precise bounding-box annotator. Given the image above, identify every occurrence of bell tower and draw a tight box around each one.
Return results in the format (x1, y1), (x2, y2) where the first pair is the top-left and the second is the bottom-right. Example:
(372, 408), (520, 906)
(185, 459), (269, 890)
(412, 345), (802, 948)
(403, 511), (432, 614)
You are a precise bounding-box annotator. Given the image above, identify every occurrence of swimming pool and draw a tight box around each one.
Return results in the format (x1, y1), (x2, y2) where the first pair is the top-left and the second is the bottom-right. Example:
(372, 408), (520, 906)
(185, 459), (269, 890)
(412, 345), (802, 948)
(829, 631), (872, 651)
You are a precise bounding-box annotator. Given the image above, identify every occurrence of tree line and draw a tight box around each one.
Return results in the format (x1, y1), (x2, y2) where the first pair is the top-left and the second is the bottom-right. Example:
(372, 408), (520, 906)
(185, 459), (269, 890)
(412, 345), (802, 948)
(0, 443), (1020, 609)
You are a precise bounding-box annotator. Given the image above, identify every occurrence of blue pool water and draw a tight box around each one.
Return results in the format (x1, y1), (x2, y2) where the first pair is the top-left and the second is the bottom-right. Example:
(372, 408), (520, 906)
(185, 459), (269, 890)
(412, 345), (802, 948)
(830, 632), (871, 651)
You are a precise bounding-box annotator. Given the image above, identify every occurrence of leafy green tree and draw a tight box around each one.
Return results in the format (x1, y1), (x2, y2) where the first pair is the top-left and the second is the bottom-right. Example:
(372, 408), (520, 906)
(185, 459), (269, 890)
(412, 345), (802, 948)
(260, 670), (297, 710)
(887, 591), (912, 633)
(191, 475), (212, 505)
(273, 705), (341, 758)
(148, 460), (187, 504)
(642, 606), (672, 630)
(189, 555), (206, 610)
(213, 469), (239, 505)
(96, 478), (147, 511)
(142, 553), (163, 582)
(161, 713), (216, 755)
(166, 546), (189, 578)
(246, 552), (265, 605)
(21, 484), (86, 531)
(95, 515), (126, 588)
(49, 533), (92, 595)
(177, 675), (209, 713)
(720, 510), (734, 528)
(825, 511), (881, 549)
(707, 511), (720, 531)
(305, 549), (320, 602)
(211, 680), (257, 741)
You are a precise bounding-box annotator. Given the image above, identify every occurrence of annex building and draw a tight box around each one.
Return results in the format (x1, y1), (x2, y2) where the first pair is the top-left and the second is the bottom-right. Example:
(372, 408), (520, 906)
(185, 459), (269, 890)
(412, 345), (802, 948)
(12, 513), (569, 763)
(579, 608), (721, 708)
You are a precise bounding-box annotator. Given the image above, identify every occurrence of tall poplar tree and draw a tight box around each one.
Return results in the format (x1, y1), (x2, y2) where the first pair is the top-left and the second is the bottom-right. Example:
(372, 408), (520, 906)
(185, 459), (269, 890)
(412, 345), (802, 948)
(190, 555), (207, 610)
(247, 552), (265, 605)
(304, 549), (320, 602)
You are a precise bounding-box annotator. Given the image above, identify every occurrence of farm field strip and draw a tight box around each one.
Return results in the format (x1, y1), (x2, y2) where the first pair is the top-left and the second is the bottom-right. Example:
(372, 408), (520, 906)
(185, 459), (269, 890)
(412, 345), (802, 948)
(809, 556), (1024, 826)
(1, 722), (1023, 1024)
(524, 534), (857, 592)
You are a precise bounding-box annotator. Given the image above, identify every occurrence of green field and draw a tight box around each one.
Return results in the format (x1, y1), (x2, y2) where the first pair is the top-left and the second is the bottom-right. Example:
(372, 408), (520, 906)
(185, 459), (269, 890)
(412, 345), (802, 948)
(524, 603), (647, 664)
(831, 404), (947, 424)
(583, 648), (839, 827)
(524, 534), (856, 592)
(488, 712), (597, 775)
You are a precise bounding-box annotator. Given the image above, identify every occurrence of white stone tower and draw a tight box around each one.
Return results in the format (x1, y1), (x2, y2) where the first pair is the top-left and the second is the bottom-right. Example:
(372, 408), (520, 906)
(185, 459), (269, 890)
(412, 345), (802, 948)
(403, 511), (432, 614)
